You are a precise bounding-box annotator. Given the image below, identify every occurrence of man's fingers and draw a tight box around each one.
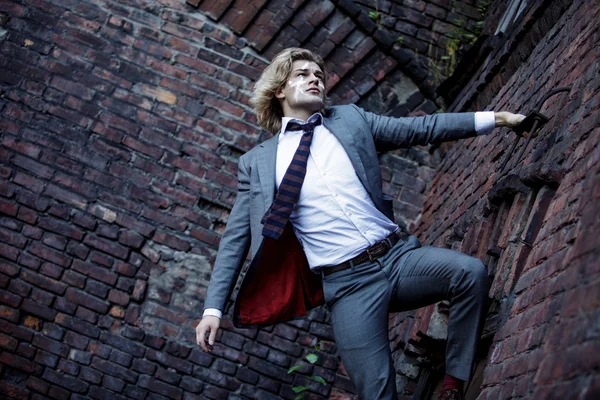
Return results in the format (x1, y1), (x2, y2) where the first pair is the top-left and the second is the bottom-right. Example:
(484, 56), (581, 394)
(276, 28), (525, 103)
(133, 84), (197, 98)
(208, 325), (217, 346)
(196, 323), (208, 352)
(508, 113), (526, 128)
(195, 317), (220, 352)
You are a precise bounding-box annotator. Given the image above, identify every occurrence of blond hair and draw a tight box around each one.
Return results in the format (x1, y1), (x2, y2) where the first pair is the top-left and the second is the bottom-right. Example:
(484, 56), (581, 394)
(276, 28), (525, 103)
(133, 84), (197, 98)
(250, 48), (327, 133)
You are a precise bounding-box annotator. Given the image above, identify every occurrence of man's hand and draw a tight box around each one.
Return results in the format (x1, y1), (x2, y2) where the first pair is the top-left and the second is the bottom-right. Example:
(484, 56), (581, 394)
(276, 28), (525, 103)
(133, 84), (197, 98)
(495, 111), (526, 129)
(196, 316), (220, 352)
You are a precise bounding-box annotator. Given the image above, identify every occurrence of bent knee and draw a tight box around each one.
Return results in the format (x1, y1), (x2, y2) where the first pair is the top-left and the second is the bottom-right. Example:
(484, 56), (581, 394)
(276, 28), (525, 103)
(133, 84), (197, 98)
(464, 257), (489, 289)
(456, 255), (485, 279)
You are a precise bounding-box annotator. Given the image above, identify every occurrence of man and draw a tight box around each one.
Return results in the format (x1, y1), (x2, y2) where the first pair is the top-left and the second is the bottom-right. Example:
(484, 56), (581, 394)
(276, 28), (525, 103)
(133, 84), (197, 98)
(196, 48), (525, 400)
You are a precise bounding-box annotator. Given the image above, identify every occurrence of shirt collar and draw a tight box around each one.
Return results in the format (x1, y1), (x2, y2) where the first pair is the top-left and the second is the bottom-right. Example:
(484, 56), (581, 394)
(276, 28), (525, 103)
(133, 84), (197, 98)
(279, 112), (323, 140)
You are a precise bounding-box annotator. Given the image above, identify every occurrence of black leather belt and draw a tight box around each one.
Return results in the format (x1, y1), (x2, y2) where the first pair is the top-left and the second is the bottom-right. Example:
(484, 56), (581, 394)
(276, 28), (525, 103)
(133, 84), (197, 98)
(322, 230), (408, 277)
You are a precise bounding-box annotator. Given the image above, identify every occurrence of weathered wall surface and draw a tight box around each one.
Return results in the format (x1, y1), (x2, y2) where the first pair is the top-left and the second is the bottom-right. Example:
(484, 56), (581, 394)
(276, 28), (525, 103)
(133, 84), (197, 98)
(0, 0), (473, 399)
(387, 0), (600, 398)
(1, 0), (596, 399)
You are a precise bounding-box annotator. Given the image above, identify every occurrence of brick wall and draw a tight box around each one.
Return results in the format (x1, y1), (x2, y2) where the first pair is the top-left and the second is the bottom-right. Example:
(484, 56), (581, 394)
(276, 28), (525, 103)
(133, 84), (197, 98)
(2, 0), (596, 399)
(0, 0), (460, 399)
(352, 0), (487, 84)
(386, 0), (600, 398)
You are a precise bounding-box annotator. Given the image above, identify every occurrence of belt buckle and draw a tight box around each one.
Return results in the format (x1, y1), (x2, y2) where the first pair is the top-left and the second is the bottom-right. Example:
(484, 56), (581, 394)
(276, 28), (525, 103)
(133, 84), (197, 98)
(384, 237), (393, 248)
(366, 246), (377, 261)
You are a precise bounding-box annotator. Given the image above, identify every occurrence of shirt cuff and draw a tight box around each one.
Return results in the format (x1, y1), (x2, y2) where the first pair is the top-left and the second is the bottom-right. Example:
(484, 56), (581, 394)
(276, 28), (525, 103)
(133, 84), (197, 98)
(203, 308), (222, 319)
(474, 111), (495, 136)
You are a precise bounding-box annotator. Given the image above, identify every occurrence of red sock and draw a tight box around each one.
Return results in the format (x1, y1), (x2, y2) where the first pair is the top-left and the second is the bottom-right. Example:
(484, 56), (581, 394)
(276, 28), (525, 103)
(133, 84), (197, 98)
(442, 374), (464, 392)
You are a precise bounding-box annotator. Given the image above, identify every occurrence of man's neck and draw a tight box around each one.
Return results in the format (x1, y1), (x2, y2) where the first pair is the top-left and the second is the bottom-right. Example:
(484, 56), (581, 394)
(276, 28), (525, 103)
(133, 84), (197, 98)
(283, 110), (312, 122)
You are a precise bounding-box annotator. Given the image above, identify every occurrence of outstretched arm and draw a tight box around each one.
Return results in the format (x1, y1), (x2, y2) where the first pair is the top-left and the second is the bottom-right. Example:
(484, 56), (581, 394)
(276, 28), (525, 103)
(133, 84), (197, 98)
(349, 104), (525, 150)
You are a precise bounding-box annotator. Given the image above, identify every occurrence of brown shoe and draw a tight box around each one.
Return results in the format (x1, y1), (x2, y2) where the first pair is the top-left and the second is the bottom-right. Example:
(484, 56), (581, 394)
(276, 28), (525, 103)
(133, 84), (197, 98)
(438, 388), (464, 400)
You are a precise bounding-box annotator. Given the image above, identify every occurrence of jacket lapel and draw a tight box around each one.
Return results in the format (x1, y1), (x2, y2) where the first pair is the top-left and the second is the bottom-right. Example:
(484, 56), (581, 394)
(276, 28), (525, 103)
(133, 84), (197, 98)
(257, 134), (278, 209)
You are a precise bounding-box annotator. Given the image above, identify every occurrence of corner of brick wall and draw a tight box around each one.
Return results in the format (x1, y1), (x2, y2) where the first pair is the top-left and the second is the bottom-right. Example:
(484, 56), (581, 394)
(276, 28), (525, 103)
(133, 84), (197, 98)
(386, 0), (600, 397)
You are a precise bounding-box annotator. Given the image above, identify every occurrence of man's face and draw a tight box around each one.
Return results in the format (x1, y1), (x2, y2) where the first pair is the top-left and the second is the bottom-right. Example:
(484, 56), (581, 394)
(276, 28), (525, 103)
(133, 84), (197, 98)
(276, 60), (325, 116)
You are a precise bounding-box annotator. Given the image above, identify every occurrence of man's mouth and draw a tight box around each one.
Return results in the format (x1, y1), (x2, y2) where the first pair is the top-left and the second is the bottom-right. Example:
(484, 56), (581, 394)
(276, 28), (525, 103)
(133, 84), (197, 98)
(307, 88), (320, 94)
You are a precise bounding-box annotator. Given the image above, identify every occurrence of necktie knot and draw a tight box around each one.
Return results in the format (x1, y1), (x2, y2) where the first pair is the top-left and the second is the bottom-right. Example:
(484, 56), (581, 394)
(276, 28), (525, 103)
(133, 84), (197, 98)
(285, 119), (322, 133)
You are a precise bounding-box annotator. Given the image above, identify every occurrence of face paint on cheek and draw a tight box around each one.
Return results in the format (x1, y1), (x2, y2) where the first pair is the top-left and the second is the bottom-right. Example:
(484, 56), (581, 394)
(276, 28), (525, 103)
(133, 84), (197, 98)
(288, 76), (305, 102)
(318, 82), (325, 100)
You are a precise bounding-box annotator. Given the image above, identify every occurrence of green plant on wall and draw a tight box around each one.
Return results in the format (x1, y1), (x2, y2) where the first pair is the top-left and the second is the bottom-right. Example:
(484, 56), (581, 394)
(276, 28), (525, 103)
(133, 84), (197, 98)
(368, 10), (381, 23)
(287, 341), (327, 399)
(368, 0), (383, 27)
(428, 0), (490, 82)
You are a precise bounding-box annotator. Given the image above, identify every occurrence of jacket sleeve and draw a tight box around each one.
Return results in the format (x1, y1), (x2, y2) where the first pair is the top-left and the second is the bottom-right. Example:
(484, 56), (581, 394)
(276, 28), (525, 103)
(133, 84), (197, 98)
(203, 154), (252, 313)
(349, 104), (477, 151)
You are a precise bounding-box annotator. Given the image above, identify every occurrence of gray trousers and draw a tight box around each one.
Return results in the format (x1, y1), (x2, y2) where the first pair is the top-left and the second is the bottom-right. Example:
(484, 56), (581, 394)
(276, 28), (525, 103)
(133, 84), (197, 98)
(321, 236), (489, 400)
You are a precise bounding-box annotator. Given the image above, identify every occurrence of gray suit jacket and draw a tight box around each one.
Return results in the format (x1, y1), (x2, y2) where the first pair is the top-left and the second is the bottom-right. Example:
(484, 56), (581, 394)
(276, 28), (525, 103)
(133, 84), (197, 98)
(203, 104), (477, 322)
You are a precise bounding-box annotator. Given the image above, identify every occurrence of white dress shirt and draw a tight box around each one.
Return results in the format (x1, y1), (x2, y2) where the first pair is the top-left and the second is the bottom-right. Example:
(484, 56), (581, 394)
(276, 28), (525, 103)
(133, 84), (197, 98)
(203, 111), (495, 318)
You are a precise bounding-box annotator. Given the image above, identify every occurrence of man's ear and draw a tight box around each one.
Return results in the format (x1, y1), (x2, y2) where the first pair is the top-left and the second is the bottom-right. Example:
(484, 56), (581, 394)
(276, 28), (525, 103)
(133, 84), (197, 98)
(275, 86), (285, 100)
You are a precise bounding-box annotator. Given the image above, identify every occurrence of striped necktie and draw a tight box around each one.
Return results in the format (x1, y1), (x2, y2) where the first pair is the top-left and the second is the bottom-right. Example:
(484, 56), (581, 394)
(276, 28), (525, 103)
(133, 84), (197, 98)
(261, 118), (322, 240)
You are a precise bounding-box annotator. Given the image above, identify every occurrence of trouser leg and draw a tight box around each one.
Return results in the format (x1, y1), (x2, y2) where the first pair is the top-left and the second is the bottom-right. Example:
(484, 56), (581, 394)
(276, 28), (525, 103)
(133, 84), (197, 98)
(322, 262), (397, 400)
(382, 245), (490, 381)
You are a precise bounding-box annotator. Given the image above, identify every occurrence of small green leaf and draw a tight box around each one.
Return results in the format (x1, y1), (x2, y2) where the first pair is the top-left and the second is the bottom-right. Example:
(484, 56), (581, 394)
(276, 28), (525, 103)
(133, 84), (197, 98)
(292, 386), (310, 393)
(305, 353), (319, 364)
(368, 11), (380, 21)
(288, 365), (303, 374)
(310, 376), (327, 385)
(314, 341), (322, 352)
(441, 56), (450, 60)
(294, 394), (306, 400)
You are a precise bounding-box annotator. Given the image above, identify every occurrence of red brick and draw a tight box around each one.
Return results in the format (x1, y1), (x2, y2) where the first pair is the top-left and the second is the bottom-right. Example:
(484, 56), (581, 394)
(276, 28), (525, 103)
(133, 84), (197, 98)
(0, 200), (18, 219)
(65, 288), (109, 314)
(1, 136), (41, 158)
(28, 242), (72, 267)
(35, 349), (59, 367)
(0, 332), (18, 351)
(204, 94), (247, 117)
(43, 184), (88, 209)
(90, 357), (137, 383)
(100, 331), (146, 358)
(108, 289), (130, 306)
(32, 333), (69, 357)
(151, 230), (191, 251)
(42, 369), (88, 393)
(20, 269), (67, 295)
(0, 381), (29, 400)
(26, 375), (50, 395)
(72, 259), (118, 285)
(102, 375), (126, 392)
(0, 261), (19, 277)
(132, 280), (147, 302)
(20, 299), (57, 321)
(137, 374), (183, 399)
